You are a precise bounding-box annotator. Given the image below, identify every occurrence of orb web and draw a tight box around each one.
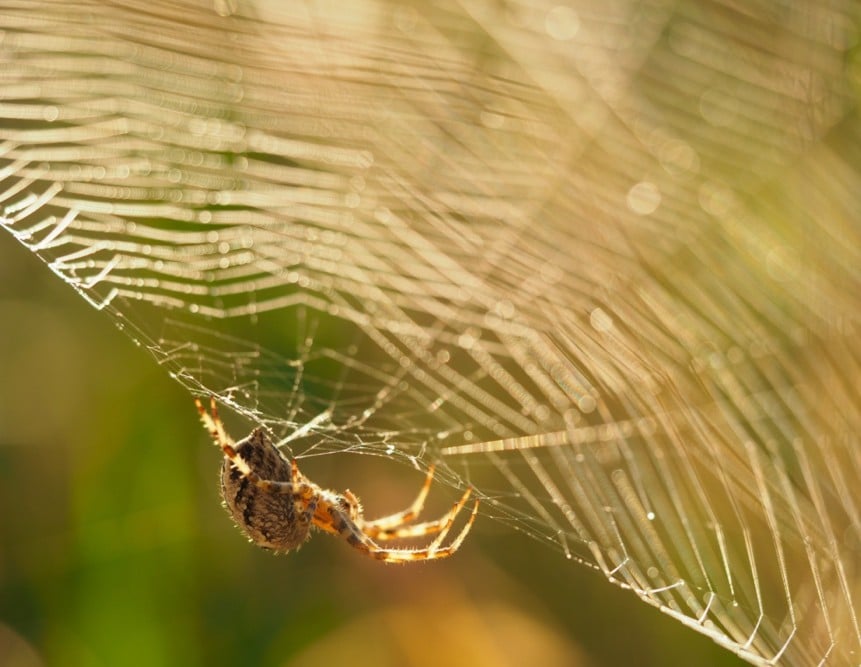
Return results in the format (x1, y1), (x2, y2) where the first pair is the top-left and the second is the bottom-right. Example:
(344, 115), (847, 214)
(2, 1), (860, 665)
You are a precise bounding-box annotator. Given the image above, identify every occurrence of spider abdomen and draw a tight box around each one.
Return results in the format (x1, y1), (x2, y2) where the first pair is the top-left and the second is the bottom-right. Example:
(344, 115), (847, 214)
(220, 429), (311, 552)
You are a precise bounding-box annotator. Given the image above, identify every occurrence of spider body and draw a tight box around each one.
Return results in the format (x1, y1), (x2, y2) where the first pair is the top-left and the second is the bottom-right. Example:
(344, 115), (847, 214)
(221, 428), (312, 552)
(196, 398), (478, 562)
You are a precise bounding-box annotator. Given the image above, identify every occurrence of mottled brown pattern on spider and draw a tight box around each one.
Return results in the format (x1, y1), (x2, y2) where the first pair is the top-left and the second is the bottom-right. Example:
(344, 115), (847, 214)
(221, 428), (313, 551)
(196, 397), (479, 563)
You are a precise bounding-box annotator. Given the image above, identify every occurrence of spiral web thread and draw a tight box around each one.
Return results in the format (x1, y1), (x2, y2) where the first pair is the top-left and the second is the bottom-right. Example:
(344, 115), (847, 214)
(2, 1), (860, 664)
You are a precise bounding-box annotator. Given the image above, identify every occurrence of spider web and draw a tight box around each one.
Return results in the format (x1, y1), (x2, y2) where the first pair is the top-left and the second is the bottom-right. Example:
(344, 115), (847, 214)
(2, 1), (861, 664)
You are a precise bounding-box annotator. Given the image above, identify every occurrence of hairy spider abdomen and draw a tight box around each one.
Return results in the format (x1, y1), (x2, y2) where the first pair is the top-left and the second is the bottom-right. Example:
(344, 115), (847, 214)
(220, 429), (311, 552)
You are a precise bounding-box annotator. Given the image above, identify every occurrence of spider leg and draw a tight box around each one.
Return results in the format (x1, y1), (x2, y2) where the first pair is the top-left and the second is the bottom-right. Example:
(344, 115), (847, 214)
(245, 475), (320, 501)
(196, 397), (257, 478)
(195, 396), (235, 451)
(430, 496), (480, 556)
(343, 490), (361, 521)
(316, 491), (480, 563)
(224, 460), (300, 496)
(373, 497), (479, 563)
(360, 464), (436, 535)
(196, 397), (270, 487)
(367, 486), (472, 542)
(428, 488), (472, 550)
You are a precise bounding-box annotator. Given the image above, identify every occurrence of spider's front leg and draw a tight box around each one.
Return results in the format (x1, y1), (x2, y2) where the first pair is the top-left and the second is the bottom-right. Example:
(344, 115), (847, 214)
(321, 489), (479, 563)
(360, 464), (436, 538)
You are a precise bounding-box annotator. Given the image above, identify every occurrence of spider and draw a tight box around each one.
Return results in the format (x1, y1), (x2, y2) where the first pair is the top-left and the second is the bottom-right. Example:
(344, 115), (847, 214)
(195, 397), (479, 563)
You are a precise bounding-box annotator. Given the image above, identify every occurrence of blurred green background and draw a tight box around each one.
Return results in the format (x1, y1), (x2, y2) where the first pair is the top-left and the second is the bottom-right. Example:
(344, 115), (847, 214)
(0, 233), (746, 667)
